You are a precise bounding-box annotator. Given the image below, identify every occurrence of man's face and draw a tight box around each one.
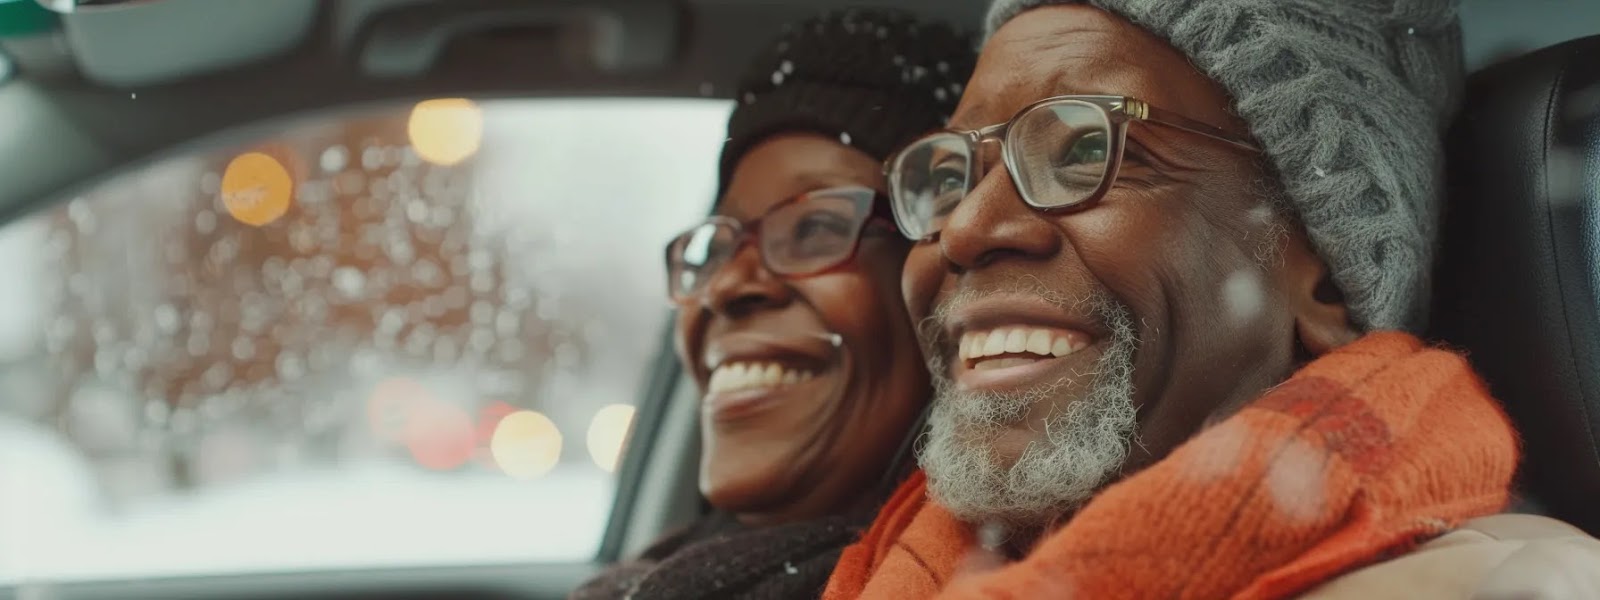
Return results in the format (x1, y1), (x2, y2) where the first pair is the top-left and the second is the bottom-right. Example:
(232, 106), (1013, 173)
(909, 5), (1353, 529)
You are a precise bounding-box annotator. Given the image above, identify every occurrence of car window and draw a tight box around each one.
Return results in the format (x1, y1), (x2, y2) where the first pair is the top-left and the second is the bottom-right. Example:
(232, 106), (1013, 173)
(0, 97), (732, 583)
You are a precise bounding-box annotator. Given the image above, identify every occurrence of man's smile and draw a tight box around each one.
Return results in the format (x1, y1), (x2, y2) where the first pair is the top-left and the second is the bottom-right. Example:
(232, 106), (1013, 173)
(936, 293), (1105, 393)
(952, 331), (1104, 393)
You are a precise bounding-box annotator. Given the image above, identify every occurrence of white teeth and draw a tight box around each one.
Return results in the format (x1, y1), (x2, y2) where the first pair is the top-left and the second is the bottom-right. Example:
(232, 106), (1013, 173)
(973, 356), (1037, 372)
(982, 331), (1007, 356)
(1026, 329), (1052, 355)
(707, 362), (816, 394)
(958, 327), (1091, 363)
(1004, 329), (1028, 353)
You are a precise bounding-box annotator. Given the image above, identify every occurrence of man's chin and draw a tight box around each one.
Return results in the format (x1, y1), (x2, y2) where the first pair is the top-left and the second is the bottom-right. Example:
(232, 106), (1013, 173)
(914, 284), (1142, 530)
(920, 419), (1041, 527)
(918, 334), (1139, 529)
(922, 406), (1136, 530)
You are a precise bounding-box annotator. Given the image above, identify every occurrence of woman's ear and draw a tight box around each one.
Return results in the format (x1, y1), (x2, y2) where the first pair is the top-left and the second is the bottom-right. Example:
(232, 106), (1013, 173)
(1280, 229), (1360, 356)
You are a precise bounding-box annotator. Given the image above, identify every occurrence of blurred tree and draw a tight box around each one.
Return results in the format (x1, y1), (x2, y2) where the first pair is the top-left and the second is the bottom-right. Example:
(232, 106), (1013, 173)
(40, 105), (587, 493)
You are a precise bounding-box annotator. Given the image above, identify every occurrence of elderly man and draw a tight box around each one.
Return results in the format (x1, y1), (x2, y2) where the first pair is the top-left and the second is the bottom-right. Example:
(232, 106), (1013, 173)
(823, 0), (1600, 598)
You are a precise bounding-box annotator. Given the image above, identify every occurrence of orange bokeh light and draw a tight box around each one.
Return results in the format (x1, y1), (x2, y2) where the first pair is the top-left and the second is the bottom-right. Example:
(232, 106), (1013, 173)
(220, 151), (294, 226)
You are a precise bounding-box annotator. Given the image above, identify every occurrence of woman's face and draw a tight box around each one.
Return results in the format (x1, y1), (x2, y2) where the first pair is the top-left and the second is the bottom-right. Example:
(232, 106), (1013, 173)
(674, 132), (931, 525)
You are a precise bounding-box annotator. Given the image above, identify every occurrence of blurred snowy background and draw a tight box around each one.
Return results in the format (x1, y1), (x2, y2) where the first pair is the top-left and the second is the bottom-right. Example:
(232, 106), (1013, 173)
(0, 97), (731, 583)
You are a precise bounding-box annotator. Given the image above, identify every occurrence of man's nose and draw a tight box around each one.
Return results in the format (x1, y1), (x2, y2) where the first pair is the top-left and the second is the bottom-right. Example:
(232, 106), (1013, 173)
(939, 163), (1061, 272)
(701, 245), (793, 317)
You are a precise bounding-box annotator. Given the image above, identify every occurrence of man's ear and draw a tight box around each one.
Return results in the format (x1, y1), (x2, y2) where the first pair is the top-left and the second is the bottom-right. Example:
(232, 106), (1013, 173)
(1281, 229), (1360, 356)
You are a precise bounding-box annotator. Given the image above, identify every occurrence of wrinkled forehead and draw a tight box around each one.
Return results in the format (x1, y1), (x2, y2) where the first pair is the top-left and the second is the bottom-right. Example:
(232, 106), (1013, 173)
(953, 5), (1240, 132)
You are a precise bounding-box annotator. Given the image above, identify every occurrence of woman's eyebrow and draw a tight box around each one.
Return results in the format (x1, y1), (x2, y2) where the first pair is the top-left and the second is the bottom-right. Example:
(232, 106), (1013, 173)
(790, 172), (860, 192)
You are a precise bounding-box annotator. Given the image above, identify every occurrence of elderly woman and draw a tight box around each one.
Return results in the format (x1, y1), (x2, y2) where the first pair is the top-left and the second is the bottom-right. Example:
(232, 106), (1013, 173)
(571, 9), (974, 600)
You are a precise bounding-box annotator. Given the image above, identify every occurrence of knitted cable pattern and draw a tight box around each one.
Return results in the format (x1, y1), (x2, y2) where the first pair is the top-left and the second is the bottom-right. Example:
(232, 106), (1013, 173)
(984, 0), (1464, 332)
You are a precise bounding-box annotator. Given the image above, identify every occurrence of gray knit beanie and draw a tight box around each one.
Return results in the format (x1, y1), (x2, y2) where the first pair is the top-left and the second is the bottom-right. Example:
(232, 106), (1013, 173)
(984, 0), (1464, 332)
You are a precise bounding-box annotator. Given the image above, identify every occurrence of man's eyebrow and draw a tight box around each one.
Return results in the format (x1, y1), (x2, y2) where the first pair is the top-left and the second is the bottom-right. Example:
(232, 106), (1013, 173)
(1039, 56), (1138, 98)
(948, 106), (983, 129)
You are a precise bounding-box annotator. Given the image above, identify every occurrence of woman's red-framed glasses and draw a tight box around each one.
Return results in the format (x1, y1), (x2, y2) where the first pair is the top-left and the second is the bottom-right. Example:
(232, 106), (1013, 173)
(664, 186), (895, 304)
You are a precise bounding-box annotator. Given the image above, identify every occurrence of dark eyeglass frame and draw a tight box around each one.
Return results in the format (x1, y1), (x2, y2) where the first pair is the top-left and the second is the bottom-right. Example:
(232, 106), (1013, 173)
(885, 95), (1262, 241)
(663, 185), (896, 304)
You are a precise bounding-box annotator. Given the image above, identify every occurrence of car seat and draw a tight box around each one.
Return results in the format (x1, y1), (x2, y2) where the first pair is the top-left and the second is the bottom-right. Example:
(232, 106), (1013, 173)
(1430, 33), (1600, 535)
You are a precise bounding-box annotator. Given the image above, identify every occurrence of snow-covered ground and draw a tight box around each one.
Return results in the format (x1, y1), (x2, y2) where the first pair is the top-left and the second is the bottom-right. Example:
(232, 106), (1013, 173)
(1, 415), (612, 584)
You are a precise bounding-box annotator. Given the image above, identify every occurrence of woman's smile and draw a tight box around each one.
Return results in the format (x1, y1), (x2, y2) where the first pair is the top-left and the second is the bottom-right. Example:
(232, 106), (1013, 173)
(701, 329), (841, 422)
(704, 363), (829, 422)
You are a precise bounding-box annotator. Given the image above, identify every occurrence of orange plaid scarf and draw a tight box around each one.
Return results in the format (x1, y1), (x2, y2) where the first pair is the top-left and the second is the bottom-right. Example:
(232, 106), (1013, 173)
(824, 332), (1519, 599)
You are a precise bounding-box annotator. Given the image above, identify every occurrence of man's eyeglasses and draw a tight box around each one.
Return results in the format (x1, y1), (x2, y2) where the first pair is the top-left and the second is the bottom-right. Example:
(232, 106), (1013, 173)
(885, 95), (1261, 241)
(664, 186), (894, 304)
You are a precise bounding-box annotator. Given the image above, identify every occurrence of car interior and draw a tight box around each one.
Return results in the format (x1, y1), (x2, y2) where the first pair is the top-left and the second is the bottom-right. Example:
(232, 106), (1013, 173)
(1430, 31), (1600, 536)
(0, 0), (1596, 599)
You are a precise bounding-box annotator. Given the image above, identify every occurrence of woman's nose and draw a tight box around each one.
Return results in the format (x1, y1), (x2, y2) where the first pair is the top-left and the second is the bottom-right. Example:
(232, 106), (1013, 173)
(701, 245), (794, 318)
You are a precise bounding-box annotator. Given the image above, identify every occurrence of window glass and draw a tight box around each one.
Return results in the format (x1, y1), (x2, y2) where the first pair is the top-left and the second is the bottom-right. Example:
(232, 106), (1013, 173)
(0, 97), (732, 583)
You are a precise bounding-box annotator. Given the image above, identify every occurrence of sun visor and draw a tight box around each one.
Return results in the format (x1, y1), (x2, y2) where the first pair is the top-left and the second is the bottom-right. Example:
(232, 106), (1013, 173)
(351, 0), (682, 79)
(59, 0), (316, 87)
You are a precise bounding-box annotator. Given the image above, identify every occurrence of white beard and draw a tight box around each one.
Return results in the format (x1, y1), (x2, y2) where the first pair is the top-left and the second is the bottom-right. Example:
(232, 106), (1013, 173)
(916, 287), (1139, 531)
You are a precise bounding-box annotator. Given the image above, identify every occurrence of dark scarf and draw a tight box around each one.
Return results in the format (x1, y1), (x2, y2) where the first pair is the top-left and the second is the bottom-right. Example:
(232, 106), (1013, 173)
(571, 511), (869, 600)
(573, 370), (927, 600)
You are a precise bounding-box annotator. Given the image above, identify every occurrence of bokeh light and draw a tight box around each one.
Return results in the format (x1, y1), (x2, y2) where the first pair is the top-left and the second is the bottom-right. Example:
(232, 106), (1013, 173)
(407, 98), (483, 166)
(586, 404), (635, 473)
(402, 400), (476, 471)
(491, 410), (562, 479)
(365, 376), (431, 442)
(476, 401), (518, 445)
(473, 401), (519, 469)
(220, 152), (293, 226)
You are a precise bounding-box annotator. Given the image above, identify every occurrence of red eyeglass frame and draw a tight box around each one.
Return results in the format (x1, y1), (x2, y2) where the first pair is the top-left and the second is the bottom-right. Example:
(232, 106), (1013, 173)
(664, 185), (898, 304)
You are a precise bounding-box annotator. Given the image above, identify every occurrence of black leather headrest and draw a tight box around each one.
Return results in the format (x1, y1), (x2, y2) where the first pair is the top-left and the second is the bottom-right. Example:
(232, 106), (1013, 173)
(1430, 34), (1600, 535)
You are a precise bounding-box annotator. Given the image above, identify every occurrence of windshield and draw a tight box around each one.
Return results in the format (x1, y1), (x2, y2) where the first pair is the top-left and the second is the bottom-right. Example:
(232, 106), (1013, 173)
(0, 97), (732, 583)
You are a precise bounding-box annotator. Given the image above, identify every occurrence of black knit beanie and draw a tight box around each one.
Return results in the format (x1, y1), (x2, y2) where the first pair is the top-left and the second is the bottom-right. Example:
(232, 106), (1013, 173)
(716, 8), (977, 200)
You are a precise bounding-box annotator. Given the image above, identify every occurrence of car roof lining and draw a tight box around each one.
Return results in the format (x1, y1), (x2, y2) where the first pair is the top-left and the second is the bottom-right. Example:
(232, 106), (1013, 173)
(0, 0), (989, 223)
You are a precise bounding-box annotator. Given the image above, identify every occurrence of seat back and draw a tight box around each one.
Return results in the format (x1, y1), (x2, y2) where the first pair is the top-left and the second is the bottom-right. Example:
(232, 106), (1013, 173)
(1430, 34), (1600, 534)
